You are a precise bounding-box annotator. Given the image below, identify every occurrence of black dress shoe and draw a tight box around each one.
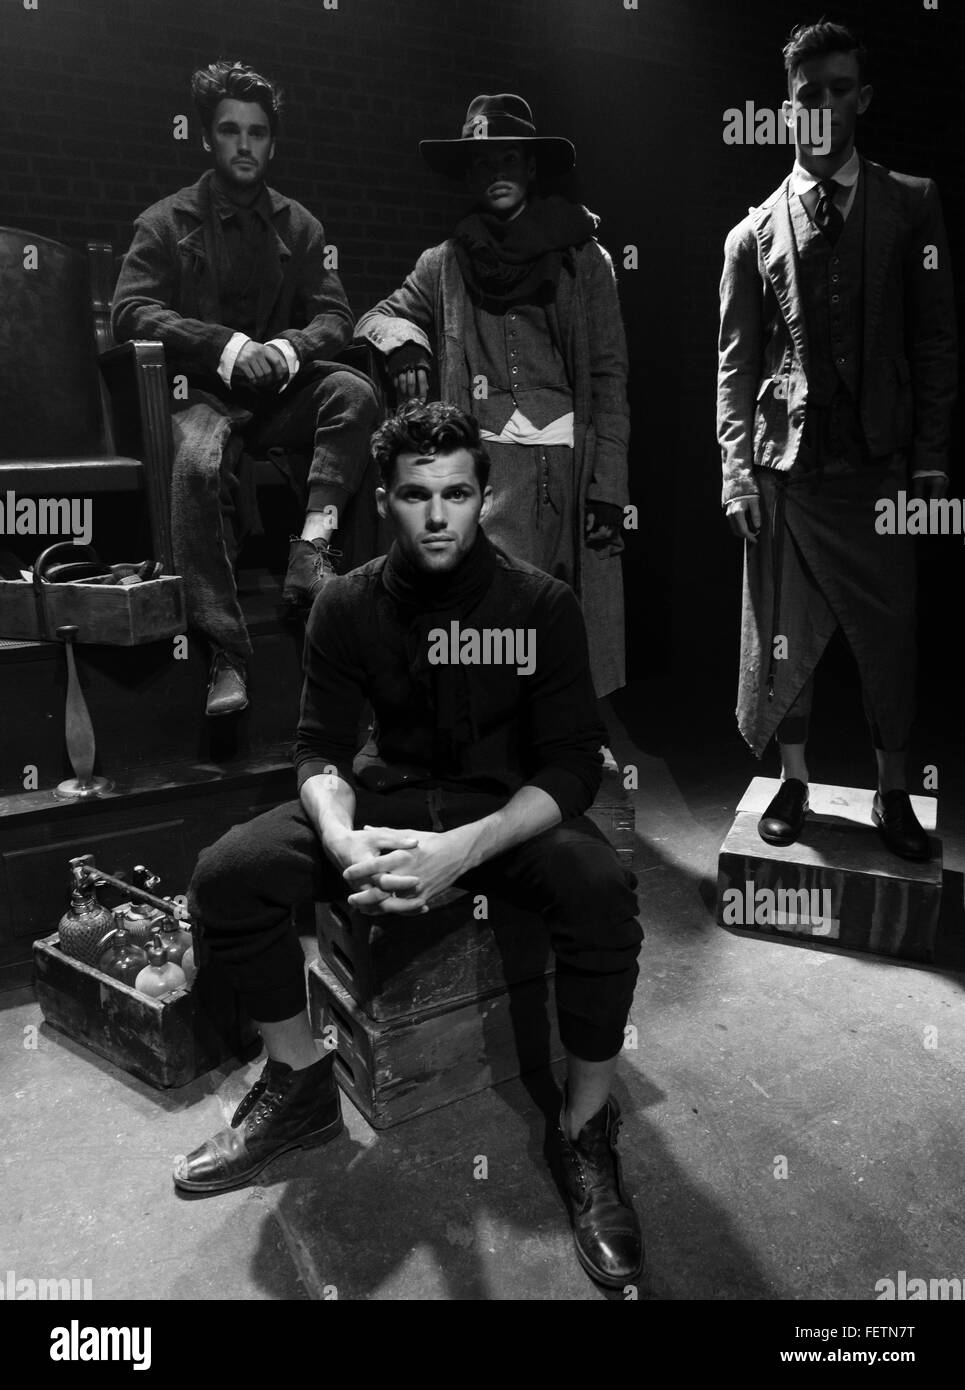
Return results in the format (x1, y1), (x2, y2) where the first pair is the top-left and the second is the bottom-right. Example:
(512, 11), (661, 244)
(173, 1055), (342, 1194)
(758, 778), (809, 846)
(872, 790), (930, 861)
(557, 1094), (644, 1287)
(282, 536), (341, 608)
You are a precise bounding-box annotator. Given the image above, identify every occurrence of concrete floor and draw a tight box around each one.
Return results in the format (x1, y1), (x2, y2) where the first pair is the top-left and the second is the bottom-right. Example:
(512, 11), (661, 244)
(3, 673), (963, 1301)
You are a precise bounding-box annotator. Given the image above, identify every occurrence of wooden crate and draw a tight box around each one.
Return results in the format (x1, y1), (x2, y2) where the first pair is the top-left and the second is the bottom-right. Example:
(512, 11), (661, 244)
(317, 889), (553, 1023)
(308, 955), (562, 1129)
(717, 778), (942, 963)
(33, 932), (258, 1088)
(0, 574), (185, 645)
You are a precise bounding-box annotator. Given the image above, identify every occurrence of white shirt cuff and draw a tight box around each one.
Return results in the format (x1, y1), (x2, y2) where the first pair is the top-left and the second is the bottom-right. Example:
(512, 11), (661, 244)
(911, 469), (948, 480)
(265, 338), (300, 391)
(218, 332), (250, 386)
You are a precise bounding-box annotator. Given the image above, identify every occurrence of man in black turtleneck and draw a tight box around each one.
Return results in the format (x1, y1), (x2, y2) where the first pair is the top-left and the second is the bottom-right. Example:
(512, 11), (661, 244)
(176, 401), (644, 1288)
(112, 61), (379, 716)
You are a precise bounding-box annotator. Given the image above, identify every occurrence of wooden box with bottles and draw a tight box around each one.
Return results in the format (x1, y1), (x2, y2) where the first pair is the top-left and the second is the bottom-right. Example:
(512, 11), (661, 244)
(32, 931), (257, 1089)
(32, 856), (257, 1089)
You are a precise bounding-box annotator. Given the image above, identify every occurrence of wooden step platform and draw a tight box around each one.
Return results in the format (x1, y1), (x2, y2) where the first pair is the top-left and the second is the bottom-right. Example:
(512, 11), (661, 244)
(717, 777), (942, 963)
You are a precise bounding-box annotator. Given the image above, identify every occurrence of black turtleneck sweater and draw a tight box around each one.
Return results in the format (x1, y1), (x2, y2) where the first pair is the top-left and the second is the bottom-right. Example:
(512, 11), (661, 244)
(293, 541), (605, 821)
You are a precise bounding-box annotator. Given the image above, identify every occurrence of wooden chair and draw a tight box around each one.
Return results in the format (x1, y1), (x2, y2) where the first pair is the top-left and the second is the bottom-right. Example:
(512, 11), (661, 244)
(0, 228), (174, 571)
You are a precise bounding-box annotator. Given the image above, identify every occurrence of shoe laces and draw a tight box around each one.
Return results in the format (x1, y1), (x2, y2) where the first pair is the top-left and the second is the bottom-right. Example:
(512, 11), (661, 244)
(246, 1076), (291, 1130)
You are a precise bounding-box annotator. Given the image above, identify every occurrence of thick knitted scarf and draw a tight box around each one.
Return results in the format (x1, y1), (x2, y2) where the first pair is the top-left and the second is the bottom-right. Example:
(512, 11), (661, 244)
(380, 528), (497, 768)
(453, 195), (599, 311)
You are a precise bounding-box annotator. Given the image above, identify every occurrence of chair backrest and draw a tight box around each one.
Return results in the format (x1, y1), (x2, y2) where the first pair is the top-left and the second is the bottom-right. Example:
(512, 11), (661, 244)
(0, 227), (106, 459)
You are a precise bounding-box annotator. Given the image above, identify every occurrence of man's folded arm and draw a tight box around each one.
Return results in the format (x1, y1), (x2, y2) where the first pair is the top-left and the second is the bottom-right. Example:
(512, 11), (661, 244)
(354, 248), (441, 359)
(293, 583), (368, 796)
(111, 220), (236, 372)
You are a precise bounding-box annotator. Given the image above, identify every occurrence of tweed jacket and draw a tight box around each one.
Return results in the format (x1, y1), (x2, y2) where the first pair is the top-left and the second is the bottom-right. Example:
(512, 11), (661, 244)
(111, 170), (354, 375)
(355, 237), (630, 694)
(717, 157), (957, 506)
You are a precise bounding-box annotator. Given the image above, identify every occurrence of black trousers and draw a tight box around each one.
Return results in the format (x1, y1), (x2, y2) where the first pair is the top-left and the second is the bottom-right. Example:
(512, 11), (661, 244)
(189, 786), (642, 1062)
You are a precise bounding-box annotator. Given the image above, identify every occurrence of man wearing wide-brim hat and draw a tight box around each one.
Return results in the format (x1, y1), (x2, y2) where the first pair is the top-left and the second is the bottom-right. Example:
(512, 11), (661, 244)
(356, 94), (631, 705)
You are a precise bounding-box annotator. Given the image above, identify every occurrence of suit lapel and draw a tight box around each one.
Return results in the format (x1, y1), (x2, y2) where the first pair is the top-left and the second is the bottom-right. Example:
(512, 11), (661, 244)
(752, 178), (809, 376)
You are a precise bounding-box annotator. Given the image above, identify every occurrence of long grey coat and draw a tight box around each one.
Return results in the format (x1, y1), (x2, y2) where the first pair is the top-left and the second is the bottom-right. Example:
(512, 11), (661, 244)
(356, 238), (630, 696)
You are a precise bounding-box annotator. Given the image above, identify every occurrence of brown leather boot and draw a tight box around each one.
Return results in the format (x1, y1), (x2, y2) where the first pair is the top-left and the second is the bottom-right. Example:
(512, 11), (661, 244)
(282, 535), (341, 608)
(557, 1093), (644, 1287)
(173, 1055), (342, 1194)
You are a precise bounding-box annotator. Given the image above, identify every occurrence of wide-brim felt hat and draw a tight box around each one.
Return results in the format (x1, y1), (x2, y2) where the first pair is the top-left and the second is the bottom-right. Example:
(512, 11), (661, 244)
(419, 94), (576, 179)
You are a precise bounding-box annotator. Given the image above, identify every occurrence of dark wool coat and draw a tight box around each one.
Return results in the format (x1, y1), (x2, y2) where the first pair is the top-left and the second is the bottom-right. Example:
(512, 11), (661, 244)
(717, 159), (958, 754)
(111, 170), (355, 374)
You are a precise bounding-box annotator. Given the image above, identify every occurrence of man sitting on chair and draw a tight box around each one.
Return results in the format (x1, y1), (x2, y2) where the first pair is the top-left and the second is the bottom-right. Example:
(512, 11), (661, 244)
(112, 60), (379, 715)
(177, 400), (644, 1288)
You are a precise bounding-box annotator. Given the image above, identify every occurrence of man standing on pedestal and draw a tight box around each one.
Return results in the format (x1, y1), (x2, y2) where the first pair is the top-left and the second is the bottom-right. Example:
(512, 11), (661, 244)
(717, 21), (957, 856)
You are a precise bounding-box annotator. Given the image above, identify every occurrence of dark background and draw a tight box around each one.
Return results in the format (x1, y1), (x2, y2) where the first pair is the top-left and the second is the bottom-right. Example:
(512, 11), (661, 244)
(1, 0), (961, 707)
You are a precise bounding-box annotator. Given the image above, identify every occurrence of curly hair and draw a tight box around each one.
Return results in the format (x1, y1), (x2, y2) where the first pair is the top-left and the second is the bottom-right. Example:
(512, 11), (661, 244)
(783, 19), (868, 88)
(370, 401), (491, 491)
(191, 60), (283, 136)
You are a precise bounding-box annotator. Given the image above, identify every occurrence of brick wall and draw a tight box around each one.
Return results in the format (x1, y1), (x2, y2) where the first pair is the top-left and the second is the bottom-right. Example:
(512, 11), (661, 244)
(1, 0), (960, 679)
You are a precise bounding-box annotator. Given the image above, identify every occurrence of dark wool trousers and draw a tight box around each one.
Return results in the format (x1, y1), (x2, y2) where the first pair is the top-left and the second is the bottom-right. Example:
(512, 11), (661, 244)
(189, 786), (642, 1062)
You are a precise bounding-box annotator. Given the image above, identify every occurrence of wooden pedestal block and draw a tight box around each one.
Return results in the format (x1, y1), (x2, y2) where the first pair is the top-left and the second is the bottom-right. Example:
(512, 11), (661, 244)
(317, 890), (553, 1023)
(308, 956), (562, 1129)
(717, 778), (942, 963)
(33, 933), (257, 1088)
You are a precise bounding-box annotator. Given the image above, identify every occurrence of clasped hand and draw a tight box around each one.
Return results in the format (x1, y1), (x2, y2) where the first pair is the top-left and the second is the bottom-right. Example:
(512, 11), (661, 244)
(334, 825), (468, 917)
(234, 340), (289, 388)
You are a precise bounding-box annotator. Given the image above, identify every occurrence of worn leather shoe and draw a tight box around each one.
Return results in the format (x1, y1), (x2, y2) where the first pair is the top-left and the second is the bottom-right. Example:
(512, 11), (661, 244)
(173, 1055), (342, 1194)
(282, 535), (341, 608)
(557, 1094), (644, 1287)
(205, 650), (248, 717)
(872, 790), (930, 861)
(758, 778), (809, 846)
(230, 1056), (286, 1128)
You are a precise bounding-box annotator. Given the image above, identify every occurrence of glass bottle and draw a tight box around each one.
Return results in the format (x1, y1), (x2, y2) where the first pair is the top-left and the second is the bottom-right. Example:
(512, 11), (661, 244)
(97, 925), (148, 987)
(134, 935), (187, 999)
(156, 915), (193, 966)
(58, 858), (114, 966)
